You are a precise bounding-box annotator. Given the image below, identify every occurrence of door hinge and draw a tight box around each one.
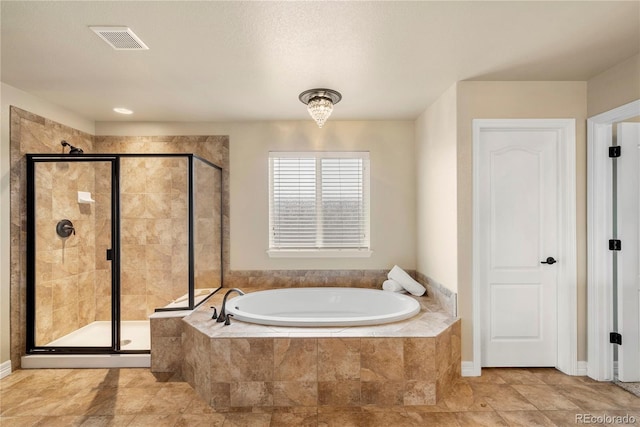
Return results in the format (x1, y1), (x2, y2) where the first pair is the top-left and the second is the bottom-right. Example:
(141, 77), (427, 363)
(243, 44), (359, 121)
(609, 146), (621, 158)
(106, 249), (113, 261)
(610, 332), (622, 345)
(609, 239), (622, 251)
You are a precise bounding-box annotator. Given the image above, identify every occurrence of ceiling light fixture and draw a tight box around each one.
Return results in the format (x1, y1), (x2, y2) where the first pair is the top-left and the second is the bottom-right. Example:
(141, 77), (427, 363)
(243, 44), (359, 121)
(299, 88), (342, 128)
(113, 107), (133, 115)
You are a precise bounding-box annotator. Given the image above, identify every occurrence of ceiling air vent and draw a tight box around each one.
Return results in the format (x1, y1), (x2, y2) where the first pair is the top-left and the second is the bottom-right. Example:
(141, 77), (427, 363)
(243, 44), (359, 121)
(90, 26), (149, 50)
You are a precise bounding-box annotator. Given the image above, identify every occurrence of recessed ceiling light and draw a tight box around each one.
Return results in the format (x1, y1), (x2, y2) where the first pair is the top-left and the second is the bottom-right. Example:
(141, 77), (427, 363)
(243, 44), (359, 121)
(113, 107), (133, 115)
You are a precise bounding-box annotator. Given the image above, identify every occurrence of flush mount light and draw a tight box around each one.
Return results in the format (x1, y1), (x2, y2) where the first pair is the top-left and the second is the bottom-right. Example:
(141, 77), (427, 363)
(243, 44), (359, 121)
(113, 107), (133, 115)
(299, 88), (342, 128)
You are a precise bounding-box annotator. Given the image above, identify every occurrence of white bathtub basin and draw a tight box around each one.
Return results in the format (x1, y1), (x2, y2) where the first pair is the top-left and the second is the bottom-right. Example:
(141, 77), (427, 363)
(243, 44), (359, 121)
(224, 287), (421, 327)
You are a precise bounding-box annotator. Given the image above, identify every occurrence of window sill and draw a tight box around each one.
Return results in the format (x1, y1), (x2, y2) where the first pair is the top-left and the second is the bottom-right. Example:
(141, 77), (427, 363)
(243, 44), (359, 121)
(267, 249), (373, 258)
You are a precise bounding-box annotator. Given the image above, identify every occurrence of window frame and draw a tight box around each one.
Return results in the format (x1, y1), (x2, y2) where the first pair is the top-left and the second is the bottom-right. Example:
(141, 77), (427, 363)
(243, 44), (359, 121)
(267, 151), (372, 258)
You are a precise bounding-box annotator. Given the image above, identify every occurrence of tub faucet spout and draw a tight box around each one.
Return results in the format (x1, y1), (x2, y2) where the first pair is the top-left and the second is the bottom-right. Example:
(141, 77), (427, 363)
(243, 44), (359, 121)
(216, 288), (245, 323)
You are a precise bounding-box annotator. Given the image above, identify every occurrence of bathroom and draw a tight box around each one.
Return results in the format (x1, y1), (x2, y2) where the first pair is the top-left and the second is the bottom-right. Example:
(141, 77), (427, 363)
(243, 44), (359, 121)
(1, 1), (640, 424)
(1, 83), (628, 393)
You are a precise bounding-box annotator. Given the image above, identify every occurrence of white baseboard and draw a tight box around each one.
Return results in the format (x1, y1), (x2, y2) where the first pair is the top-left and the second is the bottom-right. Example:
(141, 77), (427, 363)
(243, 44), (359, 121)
(461, 361), (480, 377)
(576, 360), (588, 376)
(462, 360), (587, 377)
(0, 360), (12, 379)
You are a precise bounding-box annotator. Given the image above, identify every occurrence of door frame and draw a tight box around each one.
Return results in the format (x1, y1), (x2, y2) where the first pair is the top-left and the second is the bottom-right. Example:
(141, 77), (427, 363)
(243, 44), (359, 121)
(587, 99), (640, 381)
(471, 118), (577, 376)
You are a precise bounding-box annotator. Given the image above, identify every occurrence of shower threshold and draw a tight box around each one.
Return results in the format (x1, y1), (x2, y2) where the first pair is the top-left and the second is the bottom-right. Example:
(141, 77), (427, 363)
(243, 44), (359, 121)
(21, 353), (150, 369)
(21, 321), (151, 369)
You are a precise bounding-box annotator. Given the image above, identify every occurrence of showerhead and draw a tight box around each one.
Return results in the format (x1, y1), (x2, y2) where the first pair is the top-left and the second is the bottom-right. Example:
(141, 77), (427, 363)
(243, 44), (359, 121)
(61, 140), (84, 154)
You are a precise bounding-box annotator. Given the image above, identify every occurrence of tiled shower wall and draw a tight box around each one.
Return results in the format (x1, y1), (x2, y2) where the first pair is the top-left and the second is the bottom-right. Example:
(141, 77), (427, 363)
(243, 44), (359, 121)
(118, 157), (190, 320)
(33, 162), (101, 345)
(10, 107), (229, 368)
(93, 162), (113, 322)
(194, 158), (223, 290)
(94, 135), (230, 286)
(10, 107), (95, 364)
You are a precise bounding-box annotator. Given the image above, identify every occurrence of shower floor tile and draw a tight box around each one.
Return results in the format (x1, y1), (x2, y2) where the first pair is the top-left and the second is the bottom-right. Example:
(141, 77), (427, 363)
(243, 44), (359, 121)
(45, 321), (150, 350)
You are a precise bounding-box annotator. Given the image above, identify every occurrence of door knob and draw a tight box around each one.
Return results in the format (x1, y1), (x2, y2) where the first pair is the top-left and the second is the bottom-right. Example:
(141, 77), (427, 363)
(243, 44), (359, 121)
(541, 257), (557, 265)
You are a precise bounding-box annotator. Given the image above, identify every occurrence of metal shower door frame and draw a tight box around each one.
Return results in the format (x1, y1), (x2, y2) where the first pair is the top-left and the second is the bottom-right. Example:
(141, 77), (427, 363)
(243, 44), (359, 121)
(26, 154), (125, 354)
(26, 153), (224, 355)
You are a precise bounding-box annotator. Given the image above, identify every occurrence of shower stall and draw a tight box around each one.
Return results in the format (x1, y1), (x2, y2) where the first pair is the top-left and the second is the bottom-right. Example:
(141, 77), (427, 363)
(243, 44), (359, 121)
(25, 153), (223, 355)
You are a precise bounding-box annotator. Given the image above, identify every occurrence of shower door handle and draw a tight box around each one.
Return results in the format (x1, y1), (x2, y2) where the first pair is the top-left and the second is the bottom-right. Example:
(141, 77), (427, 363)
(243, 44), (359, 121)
(106, 249), (113, 261)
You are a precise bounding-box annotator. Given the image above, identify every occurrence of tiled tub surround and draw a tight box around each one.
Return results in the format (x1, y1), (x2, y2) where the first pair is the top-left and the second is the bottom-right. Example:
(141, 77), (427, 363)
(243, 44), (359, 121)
(150, 313), (188, 373)
(224, 269), (402, 289)
(224, 270), (458, 319)
(415, 271), (457, 318)
(171, 288), (460, 410)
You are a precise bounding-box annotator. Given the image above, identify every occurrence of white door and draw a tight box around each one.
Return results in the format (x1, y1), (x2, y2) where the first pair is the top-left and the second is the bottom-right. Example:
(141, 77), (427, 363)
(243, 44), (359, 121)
(478, 127), (559, 367)
(617, 122), (640, 381)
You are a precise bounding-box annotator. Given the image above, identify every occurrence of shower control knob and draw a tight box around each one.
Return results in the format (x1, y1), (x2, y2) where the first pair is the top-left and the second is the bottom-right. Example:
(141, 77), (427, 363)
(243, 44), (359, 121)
(56, 219), (75, 238)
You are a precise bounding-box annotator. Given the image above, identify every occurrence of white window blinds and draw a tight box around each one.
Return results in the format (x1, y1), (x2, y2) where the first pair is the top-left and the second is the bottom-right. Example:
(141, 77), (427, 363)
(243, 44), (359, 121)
(269, 152), (370, 250)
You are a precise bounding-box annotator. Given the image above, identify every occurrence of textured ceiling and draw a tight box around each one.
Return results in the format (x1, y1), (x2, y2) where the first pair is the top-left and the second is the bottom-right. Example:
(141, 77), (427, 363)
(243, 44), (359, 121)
(2, 1), (639, 122)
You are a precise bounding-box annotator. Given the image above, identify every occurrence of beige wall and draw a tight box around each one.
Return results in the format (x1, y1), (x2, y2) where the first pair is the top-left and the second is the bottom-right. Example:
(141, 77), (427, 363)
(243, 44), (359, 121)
(587, 53), (640, 117)
(0, 83), (94, 366)
(95, 121), (417, 271)
(456, 81), (588, 363)
(415, 83), (458, 292)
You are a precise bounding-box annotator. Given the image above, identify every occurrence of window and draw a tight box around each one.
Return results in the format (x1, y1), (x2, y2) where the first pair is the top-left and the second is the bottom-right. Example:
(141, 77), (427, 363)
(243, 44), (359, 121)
(268, 152), (370, 256)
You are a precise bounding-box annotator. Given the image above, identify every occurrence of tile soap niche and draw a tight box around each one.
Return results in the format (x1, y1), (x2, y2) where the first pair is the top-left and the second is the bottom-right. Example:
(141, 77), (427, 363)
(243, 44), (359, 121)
(77, 191), (95, 204)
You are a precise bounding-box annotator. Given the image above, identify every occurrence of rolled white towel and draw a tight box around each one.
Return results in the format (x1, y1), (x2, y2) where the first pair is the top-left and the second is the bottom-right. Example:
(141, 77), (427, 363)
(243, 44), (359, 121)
(382, 279), (405, 293)
(388, 265), (426, 296)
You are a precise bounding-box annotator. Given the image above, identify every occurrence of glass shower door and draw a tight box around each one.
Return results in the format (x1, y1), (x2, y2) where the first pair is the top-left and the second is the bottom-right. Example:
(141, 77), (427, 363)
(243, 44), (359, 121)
(27, 157), (116, 351)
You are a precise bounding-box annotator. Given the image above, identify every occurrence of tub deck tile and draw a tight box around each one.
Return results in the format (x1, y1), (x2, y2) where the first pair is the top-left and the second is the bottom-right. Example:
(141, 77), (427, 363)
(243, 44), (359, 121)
(167, 287), (461, 411)
(185, 287), (457, 340)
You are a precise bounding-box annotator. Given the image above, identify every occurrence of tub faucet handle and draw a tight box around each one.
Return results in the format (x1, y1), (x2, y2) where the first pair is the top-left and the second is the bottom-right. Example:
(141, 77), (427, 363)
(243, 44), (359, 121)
(224, 314), (233, 326)
(217, 288), (245, 323)
(210, 307), (218, 320)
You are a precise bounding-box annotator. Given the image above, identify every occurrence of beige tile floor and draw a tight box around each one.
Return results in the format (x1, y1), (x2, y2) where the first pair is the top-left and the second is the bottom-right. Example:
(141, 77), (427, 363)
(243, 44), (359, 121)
(1, 367), (639, 426)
